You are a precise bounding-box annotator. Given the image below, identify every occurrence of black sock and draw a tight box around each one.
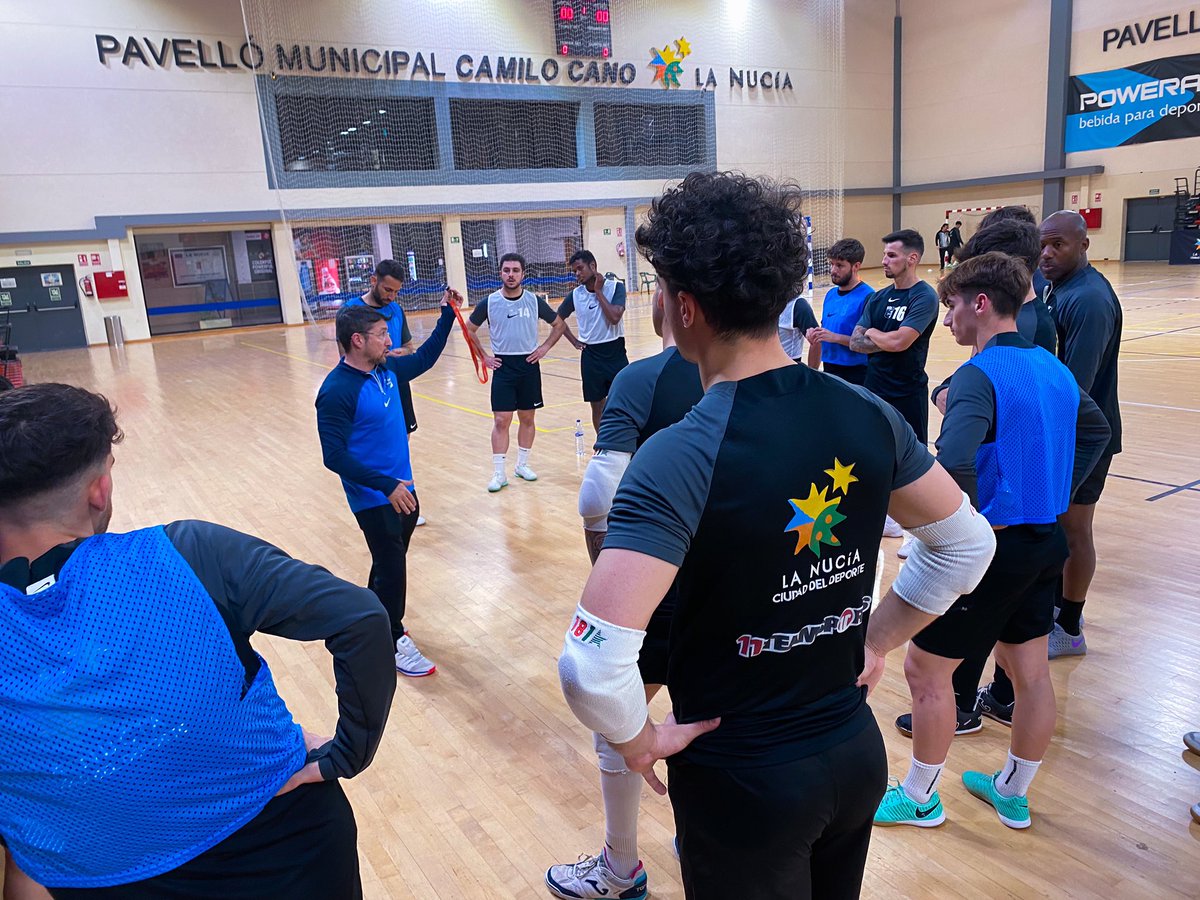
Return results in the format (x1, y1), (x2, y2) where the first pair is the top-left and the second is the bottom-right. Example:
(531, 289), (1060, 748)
(990, 666), (1015, 706)
(1057, 599), (1085, 635)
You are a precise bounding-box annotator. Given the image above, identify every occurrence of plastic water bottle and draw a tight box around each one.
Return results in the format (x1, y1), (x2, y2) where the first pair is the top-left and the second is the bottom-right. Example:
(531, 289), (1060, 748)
(574, 419), (586, 456)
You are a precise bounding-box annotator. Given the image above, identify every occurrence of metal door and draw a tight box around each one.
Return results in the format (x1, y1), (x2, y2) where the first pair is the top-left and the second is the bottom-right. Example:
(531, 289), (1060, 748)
(0, 265), (88, 351)
(1124, 197), (1174, 261)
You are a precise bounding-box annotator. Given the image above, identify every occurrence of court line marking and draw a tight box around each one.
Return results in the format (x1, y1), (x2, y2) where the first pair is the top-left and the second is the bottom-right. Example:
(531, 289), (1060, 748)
(239, 340), (575, 433)
(1146, 477), (1200, 502)
(1121, 400), (1200, 414)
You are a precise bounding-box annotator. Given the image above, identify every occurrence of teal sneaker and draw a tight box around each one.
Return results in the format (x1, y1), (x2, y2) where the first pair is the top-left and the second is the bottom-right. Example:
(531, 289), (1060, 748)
(962, 770), (1031, 829)
(873, 779), (945, 827)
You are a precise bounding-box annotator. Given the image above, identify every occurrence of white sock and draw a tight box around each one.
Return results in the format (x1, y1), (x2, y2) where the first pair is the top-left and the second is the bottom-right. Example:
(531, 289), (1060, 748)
(600, 770), (642, 879)
(516, 446), (531, 467)
(492, 454), (506, 477)
(902, 757), (944, 804)
(994, 751), (1041, 798)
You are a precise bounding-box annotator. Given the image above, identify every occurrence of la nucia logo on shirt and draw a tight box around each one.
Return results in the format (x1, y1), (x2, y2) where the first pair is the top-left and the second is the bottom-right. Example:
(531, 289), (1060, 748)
(784, 457), (857, 557)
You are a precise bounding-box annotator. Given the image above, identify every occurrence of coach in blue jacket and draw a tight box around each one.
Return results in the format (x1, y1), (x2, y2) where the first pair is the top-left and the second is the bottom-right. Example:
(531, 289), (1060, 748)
(316, 288), (461, 678)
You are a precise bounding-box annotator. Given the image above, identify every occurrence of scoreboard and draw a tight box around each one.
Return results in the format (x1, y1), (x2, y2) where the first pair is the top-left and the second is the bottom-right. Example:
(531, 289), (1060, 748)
(554, 1), (612, 58)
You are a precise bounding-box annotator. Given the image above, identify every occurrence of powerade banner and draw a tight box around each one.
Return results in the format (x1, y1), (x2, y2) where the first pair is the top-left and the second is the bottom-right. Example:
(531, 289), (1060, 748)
(1067, 52), (1200, 152)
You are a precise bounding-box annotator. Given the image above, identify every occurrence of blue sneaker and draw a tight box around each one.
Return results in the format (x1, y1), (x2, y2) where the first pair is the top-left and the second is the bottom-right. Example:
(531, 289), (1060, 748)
(963, 770), (1031, 829)
(873, 779), (945, 827)
(545, 850), (647, 899)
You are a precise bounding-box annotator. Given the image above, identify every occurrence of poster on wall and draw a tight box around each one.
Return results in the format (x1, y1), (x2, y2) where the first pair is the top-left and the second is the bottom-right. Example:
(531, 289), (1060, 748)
(1067, 52), (1200, 152)
(316, 258), (342, 295)
(244, 231), (276, 282)
(345, 254), (375, 291)
(170, 246), (229, 287)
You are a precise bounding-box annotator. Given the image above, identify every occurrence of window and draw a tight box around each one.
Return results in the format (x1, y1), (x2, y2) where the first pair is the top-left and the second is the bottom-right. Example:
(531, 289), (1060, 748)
(276, 95), (438, 172)
(449, 99), (579, 170)
(593, 102), (707, 167)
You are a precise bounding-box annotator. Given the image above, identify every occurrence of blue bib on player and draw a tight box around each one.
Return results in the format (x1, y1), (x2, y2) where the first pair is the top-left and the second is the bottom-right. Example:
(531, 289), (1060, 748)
(965, 345), (1078, 526)
(0, 527), (306, 888)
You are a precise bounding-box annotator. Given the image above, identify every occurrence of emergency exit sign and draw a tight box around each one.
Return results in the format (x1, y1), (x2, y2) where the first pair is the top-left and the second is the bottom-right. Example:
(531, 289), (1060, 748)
(15, 260), (30, 266)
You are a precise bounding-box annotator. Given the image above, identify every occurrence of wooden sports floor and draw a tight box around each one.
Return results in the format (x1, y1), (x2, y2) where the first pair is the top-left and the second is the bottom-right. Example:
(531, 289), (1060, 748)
(14, 261), (1200, 898)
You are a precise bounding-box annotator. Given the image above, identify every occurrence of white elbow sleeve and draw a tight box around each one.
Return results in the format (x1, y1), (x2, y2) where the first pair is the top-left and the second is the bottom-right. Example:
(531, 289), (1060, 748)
(891, 493), (996, 616)
(578, 450), (630, 532)
(558, 603), (648, 744)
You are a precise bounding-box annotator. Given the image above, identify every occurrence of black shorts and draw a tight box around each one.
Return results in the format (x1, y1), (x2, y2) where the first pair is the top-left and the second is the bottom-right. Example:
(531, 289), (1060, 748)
(490, 354), (544, 412)
(913, 523), (1069, 660)
(667, 719), (886, 900)
(878, 388), (929, 446)
(1073, 451), (1113, 505)
(50, 781), (360, 900)
(822, 363), (867, 386)
(581, 338), (629, 402)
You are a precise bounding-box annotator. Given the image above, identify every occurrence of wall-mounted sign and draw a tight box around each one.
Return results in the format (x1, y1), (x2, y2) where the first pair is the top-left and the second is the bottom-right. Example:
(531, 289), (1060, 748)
(0, 292), (11, 307)
(1066, 51), (1200, 152)
(0, 278), (15, 289)
(1150, 187), (1162, 194)
(40, 272), (63, 287)
(77, 253), (89, 266)
(170, 246), (228, 287)
(15, 260), (31, 267)
(91, 252), (102, 266)
(48, 287), (62, 301)
(1104, 12), (1200, 52)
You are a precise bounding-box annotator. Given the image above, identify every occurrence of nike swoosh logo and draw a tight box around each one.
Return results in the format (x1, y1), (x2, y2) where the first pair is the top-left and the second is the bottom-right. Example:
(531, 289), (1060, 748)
(507, 312), (520, 318)
(914, 804), (938, 818)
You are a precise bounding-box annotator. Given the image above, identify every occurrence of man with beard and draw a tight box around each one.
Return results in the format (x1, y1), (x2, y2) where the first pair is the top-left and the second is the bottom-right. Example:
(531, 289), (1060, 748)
(806, 238), (873, 385)
(342, 259), (418, 433)
(535, 250), (629, 433)
(317, 289), (462, 677)
(0, 384), (395, 898)
(850, 230), (940, 550)
(1037, 210), (1123, 657)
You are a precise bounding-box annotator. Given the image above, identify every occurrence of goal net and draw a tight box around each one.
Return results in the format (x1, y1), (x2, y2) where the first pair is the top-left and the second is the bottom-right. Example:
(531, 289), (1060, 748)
(944, 204), (1042, 245)
(236, 0), (845, 333)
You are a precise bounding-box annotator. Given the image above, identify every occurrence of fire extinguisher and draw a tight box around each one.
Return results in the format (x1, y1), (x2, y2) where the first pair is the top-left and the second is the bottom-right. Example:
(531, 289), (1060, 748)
(79, 275), (94, 297)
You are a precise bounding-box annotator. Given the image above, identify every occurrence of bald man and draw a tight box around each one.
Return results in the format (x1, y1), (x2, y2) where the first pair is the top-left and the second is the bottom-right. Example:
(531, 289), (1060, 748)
(1038, 211), (1122, 658)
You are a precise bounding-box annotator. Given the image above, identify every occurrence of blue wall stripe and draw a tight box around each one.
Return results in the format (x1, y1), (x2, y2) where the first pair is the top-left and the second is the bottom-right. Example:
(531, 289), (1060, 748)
(145, 298), (281, 316)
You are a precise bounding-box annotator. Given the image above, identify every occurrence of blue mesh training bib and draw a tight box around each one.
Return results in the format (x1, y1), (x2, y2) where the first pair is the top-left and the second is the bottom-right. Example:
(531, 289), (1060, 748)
(0, 527), (306, 888)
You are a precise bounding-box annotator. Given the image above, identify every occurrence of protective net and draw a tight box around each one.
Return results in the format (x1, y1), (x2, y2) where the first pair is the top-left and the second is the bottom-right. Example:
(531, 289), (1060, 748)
(237, 0), (845, 329)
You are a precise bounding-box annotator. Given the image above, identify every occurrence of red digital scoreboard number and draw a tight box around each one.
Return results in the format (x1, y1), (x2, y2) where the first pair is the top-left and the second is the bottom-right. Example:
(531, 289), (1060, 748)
(554, 0), (612, 58)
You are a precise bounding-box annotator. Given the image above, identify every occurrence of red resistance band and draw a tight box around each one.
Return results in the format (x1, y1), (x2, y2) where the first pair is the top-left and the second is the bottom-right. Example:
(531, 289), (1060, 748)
(447, 299), (489, 384)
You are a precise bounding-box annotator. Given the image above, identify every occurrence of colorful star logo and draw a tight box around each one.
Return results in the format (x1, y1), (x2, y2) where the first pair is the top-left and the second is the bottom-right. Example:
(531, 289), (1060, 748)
(784, 459), (856, 556)
(650, 37), (691, 89)
(1193, 237), (1200, 253)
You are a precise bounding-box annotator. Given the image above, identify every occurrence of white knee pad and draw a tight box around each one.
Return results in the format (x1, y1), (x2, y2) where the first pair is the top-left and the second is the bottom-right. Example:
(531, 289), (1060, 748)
(593, 732), (630, 775)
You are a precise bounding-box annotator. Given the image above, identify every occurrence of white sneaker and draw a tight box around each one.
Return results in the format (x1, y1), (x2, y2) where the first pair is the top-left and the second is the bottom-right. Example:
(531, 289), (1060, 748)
(416, 515), (426, 526)
(487, 473), (508, 493)
(514, 463), (538, 481)
(883, 515), (903, 539)
(897, 535), (915, 559)
(545, 850), (647, 900)
(395, 635), (436, 677)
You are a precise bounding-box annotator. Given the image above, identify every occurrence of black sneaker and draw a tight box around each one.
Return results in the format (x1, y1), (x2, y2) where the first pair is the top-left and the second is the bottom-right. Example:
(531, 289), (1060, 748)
(976, 684), (1014, 727)
(894, 706), (983, 738)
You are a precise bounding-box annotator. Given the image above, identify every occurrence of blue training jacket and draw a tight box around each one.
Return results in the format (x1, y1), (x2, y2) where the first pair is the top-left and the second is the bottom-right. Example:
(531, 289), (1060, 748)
(315, 304), (454, 512)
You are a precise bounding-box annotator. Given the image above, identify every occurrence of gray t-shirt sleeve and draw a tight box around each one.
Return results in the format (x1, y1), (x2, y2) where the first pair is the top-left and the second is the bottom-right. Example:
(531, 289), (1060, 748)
(900, 285), (938, 335)
(933, 364), (995, 506)
(557, 294), (575, 319)
(604, 384), (734, 566)
(843, 383), (937, 489)
(538, 297), (558, 324)
(594, 359), (656, 453)
(468, 301), (488, 326)
(792, 296), (819, 331)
